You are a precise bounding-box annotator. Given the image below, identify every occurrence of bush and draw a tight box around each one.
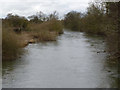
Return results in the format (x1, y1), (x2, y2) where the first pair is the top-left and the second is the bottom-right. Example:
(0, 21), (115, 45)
(64, 11), (81, 31)
(28, 19), (63, 41)
(48, 19), (63, 34)
(2, 29), (22, 60)
(31, 31), (57, 41)
(29, 19), (63, 34)
(5, 13), (29, 30)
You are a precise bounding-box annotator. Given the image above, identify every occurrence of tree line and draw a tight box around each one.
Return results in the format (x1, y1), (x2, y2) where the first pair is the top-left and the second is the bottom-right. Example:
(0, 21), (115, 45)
(64, 1), (120, 61)
(2, 11), (63, 60)
(2, 11), (60, 31)
(2, 1), (120, 61)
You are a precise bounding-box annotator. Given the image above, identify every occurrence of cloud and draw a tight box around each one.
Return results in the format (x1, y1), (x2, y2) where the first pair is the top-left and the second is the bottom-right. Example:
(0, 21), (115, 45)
(0, 0), (90, 18)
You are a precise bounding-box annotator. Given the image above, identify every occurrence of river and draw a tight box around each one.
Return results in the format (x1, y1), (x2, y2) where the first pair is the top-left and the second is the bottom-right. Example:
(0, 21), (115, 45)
(2, 30), (118, 88)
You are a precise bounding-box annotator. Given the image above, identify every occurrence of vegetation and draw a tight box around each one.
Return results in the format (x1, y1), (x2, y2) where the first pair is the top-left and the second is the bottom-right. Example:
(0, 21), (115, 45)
(2, 1), (119, 62)
(2, 29), (22, 60)
(64, 1), (120, 61)
(64, 11), (82, 31)
(28, 20), (63, 41)
(64, 2), (105, 34)
(3, 13), (29, 31)
(2, 11), (63, 60)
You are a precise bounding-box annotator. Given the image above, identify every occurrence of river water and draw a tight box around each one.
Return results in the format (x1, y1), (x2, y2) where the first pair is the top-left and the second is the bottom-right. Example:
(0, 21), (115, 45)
(2, 30), (118, 88)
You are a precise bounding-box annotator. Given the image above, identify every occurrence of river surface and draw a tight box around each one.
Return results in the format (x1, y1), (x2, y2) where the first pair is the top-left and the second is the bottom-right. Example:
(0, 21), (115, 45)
(2, 30), (118, 88)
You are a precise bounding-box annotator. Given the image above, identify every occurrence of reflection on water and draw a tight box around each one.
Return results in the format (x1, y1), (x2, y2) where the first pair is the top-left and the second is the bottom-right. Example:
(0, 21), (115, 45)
(2, 30), (118, 88)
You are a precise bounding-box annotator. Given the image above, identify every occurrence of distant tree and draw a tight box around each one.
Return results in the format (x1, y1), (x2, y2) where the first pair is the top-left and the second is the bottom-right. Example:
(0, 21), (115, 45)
(5, 13), (28, 31)
(28, 11), (46, 23)
(64, 11), (81, 30)
(28, 15), (39, 23)
(48, 11), (59, 21)
(37, 11), (46, 21)
(82, 2), (106, 34)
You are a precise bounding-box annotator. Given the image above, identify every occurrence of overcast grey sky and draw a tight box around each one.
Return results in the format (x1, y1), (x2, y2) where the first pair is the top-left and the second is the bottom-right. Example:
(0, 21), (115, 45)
(0, 0), (92, 18)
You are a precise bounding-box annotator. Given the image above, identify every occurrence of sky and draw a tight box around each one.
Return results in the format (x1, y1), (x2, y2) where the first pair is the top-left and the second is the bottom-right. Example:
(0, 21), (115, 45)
(0, 0), (91, 18)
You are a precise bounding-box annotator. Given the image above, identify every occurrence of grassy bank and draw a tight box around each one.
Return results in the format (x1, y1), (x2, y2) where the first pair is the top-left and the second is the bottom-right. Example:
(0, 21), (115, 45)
(2, 29), (22, 60)
(29, 19), (63, 41)
(2, 13), (63, 60)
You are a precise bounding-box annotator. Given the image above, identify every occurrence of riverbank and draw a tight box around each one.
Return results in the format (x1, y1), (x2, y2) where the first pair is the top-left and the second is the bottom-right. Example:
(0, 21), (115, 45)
(17, 31), (58, 47)
(3, 30), (118, 88)
(2, 18), (63, 60)
(63, 2), (119, 62)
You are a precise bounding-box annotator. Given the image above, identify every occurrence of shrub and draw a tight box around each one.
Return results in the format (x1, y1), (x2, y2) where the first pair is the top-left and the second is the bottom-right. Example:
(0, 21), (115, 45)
(64, 11), (81, 31)
(2, 29), (22, 60)
(48, 19), (63, 34)
(5, 13), (29, 30)
(31, 31), (57, 41)
(29, 19), (63, 35)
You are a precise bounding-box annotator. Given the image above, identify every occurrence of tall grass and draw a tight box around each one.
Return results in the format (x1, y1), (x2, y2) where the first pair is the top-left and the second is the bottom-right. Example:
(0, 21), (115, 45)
(48, 19), (63, 34)
(31, 31), (57, 41)
(29, 19), (63, 34)
(29, 19), (63, 41)
(2, 17), (63, 60)
(2, 29), (22, 60)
